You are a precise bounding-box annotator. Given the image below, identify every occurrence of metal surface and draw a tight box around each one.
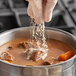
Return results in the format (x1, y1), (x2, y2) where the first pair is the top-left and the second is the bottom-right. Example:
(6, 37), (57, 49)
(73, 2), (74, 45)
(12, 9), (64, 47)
(0, 27), (76, 76)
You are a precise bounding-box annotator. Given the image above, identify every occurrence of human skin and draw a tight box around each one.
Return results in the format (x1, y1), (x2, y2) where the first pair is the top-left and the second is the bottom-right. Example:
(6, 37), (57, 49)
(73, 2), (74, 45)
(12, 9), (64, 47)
(27, 0), (58, 24)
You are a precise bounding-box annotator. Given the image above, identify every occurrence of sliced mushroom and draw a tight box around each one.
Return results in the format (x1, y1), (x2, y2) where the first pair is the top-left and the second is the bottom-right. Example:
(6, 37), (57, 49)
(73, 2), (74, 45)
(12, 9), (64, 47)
(17, 42), (26, 49)
(43, 58), (55, 65)
(43, 61), (51, 65)
(0, 52), (14, 61)
(8, 46), (13, 50)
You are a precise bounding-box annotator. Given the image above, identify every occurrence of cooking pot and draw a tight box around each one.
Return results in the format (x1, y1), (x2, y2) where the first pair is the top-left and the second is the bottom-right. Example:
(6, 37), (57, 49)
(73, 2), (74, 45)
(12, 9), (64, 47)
(0, 27), (76, 76)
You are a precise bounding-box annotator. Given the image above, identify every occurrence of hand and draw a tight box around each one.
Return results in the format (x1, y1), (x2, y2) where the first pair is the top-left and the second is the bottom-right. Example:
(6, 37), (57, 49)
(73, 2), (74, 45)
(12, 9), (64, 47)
(27, 0), (57, 24)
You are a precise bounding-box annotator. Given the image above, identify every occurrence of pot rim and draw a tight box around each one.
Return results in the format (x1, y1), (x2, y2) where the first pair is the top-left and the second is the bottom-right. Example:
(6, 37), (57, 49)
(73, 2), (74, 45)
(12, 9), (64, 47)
(0, 27), (76, 68)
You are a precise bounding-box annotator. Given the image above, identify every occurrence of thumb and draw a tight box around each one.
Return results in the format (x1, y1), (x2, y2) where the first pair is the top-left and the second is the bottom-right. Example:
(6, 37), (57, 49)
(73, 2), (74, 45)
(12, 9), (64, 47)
(44, 0), (57, 22)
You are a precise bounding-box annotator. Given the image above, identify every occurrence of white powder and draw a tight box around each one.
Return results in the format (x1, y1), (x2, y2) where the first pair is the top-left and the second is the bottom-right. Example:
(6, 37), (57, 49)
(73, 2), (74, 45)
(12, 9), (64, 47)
(26, 19), (48, 60)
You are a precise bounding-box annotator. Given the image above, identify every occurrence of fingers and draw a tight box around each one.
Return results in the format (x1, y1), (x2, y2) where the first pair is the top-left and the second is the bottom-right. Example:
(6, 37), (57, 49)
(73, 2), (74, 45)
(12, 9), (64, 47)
(27, 3), (34, 18)
(27, 0), (57, 24)
(29, 0), (43, 24)
(44, 0), (57, 22)
(45, 10), (53, 22)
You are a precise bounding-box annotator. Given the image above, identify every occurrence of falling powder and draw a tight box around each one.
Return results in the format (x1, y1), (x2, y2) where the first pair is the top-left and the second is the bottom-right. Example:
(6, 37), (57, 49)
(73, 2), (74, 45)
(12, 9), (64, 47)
(26, 19), (48, 61)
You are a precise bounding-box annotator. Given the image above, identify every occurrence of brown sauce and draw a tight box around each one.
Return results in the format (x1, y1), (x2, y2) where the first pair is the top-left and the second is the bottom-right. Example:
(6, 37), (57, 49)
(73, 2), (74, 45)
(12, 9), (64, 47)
(0, 38), (75, 66)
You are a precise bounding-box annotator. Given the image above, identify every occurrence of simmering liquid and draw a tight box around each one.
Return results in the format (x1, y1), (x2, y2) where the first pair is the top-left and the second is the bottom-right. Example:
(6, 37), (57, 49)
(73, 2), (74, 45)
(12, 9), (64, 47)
(0, 38), (75, 66)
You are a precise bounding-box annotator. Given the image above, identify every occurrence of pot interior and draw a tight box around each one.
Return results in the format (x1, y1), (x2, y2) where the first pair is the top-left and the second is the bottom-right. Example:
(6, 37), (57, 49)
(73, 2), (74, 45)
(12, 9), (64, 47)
(0, 27), (76, 49)
(0, 27), (76, 60)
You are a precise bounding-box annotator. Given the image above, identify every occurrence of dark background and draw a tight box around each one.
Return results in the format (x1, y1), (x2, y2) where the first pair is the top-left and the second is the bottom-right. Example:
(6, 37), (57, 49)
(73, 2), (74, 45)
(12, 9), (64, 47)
(0, 0), (76, 35)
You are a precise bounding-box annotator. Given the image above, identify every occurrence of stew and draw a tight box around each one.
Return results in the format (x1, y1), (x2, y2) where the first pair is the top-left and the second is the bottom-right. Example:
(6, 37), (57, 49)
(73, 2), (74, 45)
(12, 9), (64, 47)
(0, 38), (75, 66)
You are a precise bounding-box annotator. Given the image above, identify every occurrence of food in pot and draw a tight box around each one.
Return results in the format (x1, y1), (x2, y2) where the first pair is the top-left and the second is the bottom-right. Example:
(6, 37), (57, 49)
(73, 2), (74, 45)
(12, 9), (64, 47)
(0, 52), (13, 61)
(0, 38), (75, 66)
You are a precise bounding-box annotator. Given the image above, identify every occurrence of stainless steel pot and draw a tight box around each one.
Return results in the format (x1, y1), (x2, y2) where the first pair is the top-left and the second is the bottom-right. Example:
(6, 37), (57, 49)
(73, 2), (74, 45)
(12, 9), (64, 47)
(0, 27), (76, 76)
